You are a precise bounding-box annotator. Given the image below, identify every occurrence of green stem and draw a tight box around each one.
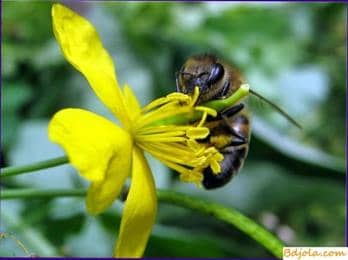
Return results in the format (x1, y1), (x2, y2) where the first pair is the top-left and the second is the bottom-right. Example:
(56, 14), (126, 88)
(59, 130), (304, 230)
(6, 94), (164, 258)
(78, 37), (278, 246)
(159, 190), (284, 258)
(0, 156), (69, 178)
(1, 188), (84, 199)
(1, 188), (284, 258)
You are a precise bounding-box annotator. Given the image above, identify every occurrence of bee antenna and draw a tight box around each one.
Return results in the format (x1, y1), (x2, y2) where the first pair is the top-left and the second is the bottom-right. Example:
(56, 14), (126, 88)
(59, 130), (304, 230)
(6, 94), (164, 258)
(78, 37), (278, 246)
(249, 89), (302, 130)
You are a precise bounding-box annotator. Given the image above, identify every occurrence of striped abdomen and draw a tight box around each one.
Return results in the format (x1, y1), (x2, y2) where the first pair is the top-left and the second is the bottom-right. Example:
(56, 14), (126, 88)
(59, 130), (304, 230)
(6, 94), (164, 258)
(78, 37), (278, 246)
(201, 105), (250, 189)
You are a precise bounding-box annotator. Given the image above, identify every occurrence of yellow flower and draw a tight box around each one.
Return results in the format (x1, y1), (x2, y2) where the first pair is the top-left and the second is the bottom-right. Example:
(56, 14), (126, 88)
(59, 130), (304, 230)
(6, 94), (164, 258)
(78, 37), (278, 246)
(48, 4), (224, 257)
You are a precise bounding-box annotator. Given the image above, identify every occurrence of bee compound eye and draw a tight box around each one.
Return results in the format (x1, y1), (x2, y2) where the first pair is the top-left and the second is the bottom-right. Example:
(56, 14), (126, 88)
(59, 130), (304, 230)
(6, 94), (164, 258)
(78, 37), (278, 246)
(208, 63), (224, 84)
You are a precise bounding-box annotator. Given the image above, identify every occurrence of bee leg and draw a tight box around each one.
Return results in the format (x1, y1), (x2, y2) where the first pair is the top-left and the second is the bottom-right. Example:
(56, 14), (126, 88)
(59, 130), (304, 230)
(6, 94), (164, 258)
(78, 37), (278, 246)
(221, 103), (244, 117)
(230, 139), (247, 146)
(207, 103), (244, 122)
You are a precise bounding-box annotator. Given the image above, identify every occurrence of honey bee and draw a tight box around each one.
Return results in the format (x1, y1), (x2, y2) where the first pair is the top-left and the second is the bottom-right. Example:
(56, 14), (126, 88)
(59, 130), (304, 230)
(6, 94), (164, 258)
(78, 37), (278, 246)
(176, 54), (300, 189)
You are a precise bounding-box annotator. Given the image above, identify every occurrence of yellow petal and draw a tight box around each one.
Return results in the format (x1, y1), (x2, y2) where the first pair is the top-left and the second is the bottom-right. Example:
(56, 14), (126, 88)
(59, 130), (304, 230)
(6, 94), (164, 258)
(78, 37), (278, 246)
(48, 108), (132, 214)
(114, 147), (157, 257)
(51, 4), (129, 127)
(123, 84), (142, 123)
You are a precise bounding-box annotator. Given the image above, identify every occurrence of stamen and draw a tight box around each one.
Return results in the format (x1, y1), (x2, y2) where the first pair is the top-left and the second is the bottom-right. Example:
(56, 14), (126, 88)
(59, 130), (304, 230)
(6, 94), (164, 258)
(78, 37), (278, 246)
(142, 92), (191, 113)
(137, 136), (186, 143)
(186, 127), (209, 139)
(137, 130), (186, 138)
(195, 106), (217, 117)
(132, 87), (224, 185)
(136, 125), (189, 135)
(140, 142), (202, 167)
(135, 106), (192, 130)
(143, 143), (201, 167)
(138, 143), (198, 169)
(191, 87), (200, 105)
(197, 112), (208, 127)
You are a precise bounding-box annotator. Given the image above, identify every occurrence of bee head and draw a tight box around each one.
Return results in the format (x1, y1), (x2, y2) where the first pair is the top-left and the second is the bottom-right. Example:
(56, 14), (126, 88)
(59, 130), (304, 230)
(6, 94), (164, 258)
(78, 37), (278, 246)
(176, 54), (225, 103)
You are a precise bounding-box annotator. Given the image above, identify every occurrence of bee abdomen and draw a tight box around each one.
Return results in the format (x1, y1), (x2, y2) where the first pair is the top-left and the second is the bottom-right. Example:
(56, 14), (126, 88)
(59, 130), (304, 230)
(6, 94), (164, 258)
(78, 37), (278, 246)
(202, 146), (247, 189)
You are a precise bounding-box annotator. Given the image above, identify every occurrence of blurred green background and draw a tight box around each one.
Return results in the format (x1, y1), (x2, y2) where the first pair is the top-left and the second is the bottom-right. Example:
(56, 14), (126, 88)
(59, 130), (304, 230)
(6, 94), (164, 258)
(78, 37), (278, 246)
(1, 1), (346, 257)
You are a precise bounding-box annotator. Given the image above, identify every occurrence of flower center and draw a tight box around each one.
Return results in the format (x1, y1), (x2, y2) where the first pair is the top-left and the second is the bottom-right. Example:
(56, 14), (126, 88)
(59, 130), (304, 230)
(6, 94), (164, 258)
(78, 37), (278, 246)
(131, 88), (224, 185)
